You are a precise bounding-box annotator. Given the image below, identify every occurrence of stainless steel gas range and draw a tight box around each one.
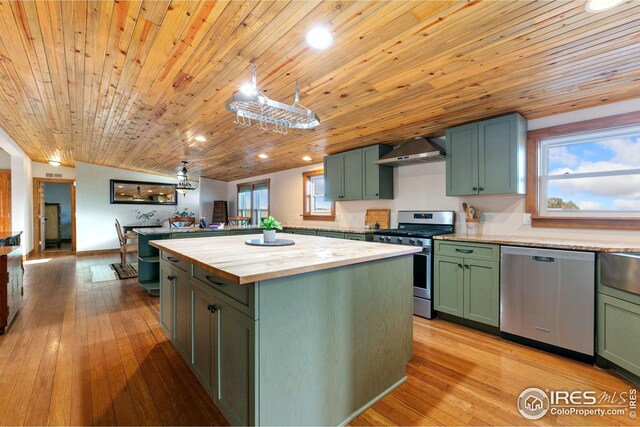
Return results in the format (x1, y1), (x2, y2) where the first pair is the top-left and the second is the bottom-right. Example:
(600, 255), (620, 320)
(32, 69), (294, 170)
(373, 211), (455, 319)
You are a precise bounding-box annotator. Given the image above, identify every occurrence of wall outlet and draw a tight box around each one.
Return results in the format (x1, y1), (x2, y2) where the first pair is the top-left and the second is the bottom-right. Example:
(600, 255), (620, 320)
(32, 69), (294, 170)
(479, 213), (488, 223)
(522, 213), (531, 225)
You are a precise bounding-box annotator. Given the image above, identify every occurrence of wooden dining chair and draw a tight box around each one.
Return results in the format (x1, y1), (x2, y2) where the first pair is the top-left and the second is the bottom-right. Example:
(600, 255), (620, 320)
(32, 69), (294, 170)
(115, 219), (138, 268)
(168, 216), (196, 228)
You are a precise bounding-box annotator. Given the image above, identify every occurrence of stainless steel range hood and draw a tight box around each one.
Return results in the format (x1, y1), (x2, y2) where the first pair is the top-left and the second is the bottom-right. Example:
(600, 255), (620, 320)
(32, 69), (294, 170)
(374, 137), (445, 167)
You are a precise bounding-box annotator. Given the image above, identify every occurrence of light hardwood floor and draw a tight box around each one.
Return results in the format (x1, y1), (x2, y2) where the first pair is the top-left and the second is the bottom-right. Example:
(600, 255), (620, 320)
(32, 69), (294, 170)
(0, 254), (636, 426)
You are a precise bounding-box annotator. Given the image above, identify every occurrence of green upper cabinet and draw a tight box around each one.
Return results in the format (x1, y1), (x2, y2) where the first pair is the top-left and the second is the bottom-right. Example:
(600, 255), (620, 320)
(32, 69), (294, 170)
(324, 144), (394, 202)
(446, 113), (526, 196)
(343, 149), (363, 200)
(362, 145), (393, 199)
(446, 123), (478, 196)
(324, 152), (345, 201)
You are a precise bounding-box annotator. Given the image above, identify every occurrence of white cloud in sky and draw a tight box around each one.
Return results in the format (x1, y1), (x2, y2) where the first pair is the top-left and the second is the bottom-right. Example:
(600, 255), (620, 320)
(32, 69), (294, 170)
(613, 199), (640, 211)
(548, 146), (579, 168)
(550, 175), (640, 198)
(576, 200), (604, 210)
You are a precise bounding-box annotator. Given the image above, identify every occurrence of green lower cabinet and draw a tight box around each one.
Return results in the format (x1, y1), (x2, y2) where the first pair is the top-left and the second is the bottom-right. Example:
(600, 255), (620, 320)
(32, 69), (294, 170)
(317, 231), (345, 239)
(464, 259), (500, 327)
(434, 256), (465, 317)
(159, 264), (174, 337)
(191, 280), (216, 397)
(215, 298), (257, 426)
(344, 233), (372, 241)
(174, 273), (191, 360)
(434, 253), (499, 327)
(597, 293), (640, 377)
(190, 279), (257, 424)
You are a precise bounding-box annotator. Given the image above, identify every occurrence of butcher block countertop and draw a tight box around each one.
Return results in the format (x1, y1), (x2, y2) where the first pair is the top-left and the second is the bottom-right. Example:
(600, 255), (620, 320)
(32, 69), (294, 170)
(435, 233), (640, 253)
(150, 233), (420, 284)
(0, 246), (21, 256)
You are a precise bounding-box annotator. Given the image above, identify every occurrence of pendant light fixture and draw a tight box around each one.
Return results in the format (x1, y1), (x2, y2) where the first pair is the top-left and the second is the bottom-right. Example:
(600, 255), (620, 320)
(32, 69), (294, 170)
(133, 186), (145, 201)
(176, 161), (198, 194)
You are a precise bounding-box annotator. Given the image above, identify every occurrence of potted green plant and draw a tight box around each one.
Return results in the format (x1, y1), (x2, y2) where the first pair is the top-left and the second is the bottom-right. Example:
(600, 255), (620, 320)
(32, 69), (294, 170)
(260, 216), (282, 243)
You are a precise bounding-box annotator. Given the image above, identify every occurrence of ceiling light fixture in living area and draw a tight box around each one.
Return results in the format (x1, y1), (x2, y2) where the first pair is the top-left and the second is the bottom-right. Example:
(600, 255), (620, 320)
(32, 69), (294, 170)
(176, 161), (198, 194)
(48, 160), (61, 167)
(306, 26), (333, 49)
(585, 0), (624, 12)
(194, 135), (207, 142)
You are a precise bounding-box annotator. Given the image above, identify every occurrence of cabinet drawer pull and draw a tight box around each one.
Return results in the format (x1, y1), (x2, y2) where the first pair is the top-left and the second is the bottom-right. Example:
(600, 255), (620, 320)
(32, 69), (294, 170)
(207, 304), (217, 313)
(167, 256), (180, 263)
(455, 248), (473, 254)
(204, 275), (226, 287)
(167, 275), (175, 281)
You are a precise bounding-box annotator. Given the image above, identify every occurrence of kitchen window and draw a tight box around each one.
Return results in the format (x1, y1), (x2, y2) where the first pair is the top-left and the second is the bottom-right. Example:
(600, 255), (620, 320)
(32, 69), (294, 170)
(237, 179), (270, 225)
(526, 111), (640, 229)
(302, 170), (335, 221)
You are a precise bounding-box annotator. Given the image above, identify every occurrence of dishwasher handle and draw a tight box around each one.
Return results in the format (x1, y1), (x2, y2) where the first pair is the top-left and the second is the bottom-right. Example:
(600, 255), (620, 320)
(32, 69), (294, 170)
(533, 256), (555, 263)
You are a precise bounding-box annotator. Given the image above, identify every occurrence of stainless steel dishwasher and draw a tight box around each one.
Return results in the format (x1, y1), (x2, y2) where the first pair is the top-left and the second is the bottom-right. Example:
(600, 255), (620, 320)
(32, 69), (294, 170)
(500, 246), (595, 357)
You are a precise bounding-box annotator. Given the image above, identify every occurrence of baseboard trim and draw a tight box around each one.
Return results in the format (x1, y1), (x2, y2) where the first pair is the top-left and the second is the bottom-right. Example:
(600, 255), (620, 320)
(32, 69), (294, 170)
(76, 249), (119, 257)
(338, 375), (407, 426)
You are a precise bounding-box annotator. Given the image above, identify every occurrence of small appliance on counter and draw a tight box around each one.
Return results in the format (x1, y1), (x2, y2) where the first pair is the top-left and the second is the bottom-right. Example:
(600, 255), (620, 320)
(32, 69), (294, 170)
(373, 210), (455, 319)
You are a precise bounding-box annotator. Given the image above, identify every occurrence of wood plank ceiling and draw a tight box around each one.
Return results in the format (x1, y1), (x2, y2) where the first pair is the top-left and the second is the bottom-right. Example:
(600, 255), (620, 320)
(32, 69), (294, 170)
(0, 0), (639, 181)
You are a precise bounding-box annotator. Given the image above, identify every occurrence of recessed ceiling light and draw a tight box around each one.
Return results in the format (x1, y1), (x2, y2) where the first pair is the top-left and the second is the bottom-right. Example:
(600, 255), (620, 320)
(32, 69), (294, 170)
(147, 190), (153, 193)
(240, 83), (257, 96)
(306, 26), (333, 49)
(585, 0), (624, 12)
(120, 193), (125, 196)
(258, 153), (269, 159)
(48, 160), (61, 167)
(118, 185), (124, 188)
(302, 156), (312, 161)
(159, 192), (164, 195)
(194, 135), (207, 142)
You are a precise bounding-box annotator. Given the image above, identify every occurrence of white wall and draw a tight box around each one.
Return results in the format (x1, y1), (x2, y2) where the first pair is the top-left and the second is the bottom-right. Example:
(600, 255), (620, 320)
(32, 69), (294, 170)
(227, 98), (640, 243)
(32, 161), (76, 179)
(0, 129), (33, 254)
(0, 149), (10, 169)
(44, 182), (72, 240)
(199, 177), (228, 223)
(75, 162), (202, 252)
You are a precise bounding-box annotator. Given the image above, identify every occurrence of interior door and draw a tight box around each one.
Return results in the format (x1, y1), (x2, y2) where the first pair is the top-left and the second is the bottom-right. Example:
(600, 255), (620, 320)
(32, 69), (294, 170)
(0, 171), (10, 231)
(38, 182), (46, 252)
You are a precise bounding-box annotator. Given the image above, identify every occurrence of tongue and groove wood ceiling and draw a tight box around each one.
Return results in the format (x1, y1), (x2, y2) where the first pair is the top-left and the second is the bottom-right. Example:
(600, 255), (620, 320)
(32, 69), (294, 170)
(0, 1), (639, 181)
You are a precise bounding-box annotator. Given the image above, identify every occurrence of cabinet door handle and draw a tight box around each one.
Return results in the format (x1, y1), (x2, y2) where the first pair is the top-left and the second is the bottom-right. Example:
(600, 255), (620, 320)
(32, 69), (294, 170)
(478, 187), (484, 191)
(204, 275), (226, 287)
(472, 187), (478, 191)
(167, 256), (180, 263)
(167, 275), (175, 281)
(455, 248), (473, 254)
(207, 304), (217, 313)
(457, 264), (463, 269)
(464, 264), (470, 269)
(375, 193), (379, 196)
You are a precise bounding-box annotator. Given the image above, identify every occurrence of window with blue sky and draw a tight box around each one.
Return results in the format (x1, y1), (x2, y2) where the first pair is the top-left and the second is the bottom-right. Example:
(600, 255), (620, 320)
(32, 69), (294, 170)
(540, 124), (640, 215)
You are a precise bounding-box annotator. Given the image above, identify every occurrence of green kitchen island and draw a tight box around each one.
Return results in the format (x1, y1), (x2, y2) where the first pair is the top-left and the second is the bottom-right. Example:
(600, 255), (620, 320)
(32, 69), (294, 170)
(150, 233), (420, 426)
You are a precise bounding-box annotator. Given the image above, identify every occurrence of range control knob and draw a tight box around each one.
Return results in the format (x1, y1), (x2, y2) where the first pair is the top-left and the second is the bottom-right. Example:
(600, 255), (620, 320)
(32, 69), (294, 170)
(408, 239), (416, 245)
(396, 237), (403, 243)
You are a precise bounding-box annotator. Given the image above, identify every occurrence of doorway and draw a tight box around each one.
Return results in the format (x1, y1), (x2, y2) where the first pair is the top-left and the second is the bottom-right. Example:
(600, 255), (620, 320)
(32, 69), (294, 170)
(33, 178), (76, 255)
(0, 170), (10, 231)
